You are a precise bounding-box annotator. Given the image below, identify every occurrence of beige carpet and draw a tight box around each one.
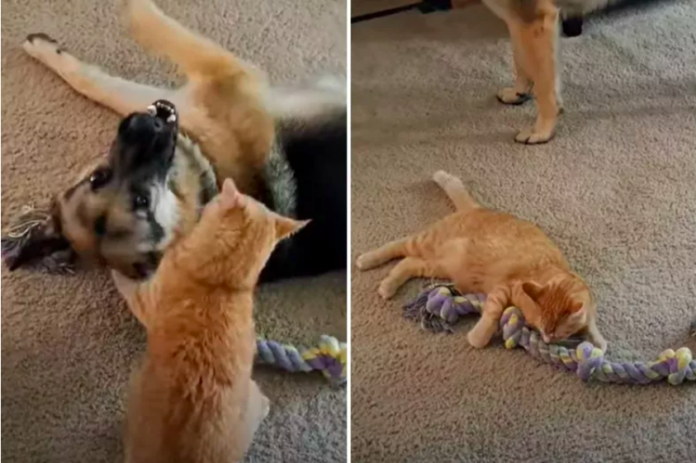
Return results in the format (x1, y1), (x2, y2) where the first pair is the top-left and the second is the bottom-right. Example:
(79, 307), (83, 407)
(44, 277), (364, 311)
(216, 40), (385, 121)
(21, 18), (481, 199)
(351, 2), (696, 462)
(1, 1), (346, 462)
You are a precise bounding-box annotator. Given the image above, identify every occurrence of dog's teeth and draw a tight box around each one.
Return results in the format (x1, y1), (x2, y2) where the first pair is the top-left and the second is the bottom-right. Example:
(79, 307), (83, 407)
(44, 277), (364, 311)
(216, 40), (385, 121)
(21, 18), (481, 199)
(167, 114), (177, 123)
(147, 105), (157, 116)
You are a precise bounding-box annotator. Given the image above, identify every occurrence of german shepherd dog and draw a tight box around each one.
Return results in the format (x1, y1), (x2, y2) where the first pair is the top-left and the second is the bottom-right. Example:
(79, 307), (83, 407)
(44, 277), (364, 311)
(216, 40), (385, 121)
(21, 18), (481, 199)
(2, 0), (346, 283)
(482, 0), (654, 144)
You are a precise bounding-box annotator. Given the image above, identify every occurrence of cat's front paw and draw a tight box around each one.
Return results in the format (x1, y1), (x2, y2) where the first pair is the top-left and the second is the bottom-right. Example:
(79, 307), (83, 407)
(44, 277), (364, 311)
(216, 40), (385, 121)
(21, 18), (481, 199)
(594, 339), (608, 354)
(467, 329), (490, 349)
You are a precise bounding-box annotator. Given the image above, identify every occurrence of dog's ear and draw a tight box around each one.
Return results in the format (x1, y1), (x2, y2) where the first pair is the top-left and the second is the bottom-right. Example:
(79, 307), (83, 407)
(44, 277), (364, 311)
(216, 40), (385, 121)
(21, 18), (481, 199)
(1, 200), (76, 273)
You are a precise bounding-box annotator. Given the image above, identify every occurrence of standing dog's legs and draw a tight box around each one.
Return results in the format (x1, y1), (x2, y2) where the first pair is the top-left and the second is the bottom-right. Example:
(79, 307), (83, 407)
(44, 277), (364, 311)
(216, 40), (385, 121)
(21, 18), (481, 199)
(496, 37), (533, 105)
(506, 7), (562, 144)
(22, 34), (181, 117)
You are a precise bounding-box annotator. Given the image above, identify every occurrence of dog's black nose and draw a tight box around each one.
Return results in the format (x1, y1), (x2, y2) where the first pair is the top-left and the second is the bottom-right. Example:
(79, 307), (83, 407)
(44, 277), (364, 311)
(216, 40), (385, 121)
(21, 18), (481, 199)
(119, 113), (167, 144)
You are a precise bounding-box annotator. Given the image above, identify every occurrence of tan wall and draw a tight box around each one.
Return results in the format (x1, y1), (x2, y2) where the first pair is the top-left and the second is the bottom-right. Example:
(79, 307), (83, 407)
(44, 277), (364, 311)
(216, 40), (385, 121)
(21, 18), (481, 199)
(352, 1), (480, 18)
(352, 0), (415, 17)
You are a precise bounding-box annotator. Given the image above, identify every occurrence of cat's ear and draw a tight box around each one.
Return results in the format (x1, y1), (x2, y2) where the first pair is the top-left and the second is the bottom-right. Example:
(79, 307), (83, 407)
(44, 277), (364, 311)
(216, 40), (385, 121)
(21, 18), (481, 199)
(219, 178), (242, 210)
(521, 281), (545, 301)
(1, 200), (74, 272)
(275, 216), (310, 241)
(567, 302), (586, 319)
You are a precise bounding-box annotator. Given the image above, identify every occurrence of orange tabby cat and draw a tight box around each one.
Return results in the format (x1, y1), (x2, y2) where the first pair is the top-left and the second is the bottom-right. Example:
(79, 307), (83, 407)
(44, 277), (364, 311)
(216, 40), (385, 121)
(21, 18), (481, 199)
(357, 170), (607, 352)
(113, 178), (307, 463)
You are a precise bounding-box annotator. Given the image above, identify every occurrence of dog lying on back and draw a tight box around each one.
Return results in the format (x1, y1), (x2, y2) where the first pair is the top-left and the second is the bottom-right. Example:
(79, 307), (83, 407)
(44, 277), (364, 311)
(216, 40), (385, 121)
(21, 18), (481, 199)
(113, 178), (307, 463)
(481, 0), (659, 144)
(3, 0), (346, 282)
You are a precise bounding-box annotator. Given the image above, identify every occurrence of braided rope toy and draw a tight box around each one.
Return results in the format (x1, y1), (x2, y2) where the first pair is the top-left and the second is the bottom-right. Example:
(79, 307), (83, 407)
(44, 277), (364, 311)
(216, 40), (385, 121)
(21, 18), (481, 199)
(404, 284), (696, 386)
(256, 335), (347, 387)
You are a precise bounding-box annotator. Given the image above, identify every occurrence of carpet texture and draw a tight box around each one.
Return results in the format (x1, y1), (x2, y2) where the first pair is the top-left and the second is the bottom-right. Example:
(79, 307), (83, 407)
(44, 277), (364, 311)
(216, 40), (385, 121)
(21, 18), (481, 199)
(351, 2), (696, 462)
(1, 1), (346, 462)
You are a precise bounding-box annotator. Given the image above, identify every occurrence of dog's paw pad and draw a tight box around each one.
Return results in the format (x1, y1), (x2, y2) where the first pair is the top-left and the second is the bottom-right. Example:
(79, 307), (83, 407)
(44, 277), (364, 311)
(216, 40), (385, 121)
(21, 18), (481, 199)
(23, 33), (64, 58)
(497, 88), (531, 105)
(26, 33), (57, 45)
(514, 127), (554, 145)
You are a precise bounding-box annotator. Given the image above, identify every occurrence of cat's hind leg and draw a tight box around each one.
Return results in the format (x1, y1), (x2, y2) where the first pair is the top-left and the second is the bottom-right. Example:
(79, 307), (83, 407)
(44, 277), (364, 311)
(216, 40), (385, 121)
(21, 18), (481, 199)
(378, 257), (442, 300)
(240, 381), (270, 448)
(432, 171), (480, 212)
(356, 238), (410, 271)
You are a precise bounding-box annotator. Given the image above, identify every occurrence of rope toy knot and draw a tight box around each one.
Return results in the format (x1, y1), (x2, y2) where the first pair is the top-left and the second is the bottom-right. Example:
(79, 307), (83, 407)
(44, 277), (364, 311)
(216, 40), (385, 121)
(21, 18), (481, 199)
(404, 284), (696, 386)
(665, 348), (695, 385)
(255, 335), (346, 387)
(576, 342), (605, 381)
(501, 307), (526, 349)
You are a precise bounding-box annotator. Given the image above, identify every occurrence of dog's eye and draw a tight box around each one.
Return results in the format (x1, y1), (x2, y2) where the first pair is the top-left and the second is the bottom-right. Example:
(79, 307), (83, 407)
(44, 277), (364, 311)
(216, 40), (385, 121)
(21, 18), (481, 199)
(132, 194), (150, 210)
(89, 168), (112, 190)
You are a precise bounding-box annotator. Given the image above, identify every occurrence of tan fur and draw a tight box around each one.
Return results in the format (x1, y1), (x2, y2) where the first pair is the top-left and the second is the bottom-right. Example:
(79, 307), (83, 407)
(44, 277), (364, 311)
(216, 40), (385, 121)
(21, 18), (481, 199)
(356, 170), (607, 351)
(114, 179), (306, 463)
(481, 0), (620, 144)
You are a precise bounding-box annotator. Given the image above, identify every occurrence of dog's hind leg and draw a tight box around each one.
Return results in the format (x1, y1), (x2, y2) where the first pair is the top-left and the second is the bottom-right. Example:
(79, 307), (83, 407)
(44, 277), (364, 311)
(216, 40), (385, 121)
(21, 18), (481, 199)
(23, 33), (182, 117)
(507, 6), (562, 145)
(126, 0), (258, 83)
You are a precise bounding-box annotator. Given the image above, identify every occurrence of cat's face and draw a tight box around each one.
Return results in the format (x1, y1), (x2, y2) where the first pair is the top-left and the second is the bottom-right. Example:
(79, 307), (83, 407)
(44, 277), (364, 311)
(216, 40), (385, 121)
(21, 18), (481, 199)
(186, 178), (307, 286)
(518, 276), (591, 343)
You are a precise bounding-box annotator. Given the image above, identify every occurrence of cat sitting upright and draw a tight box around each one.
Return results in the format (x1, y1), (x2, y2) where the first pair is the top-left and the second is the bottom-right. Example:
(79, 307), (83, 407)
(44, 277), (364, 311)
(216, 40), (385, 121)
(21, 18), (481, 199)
(113, 178), (307, 463)
(356, 170), (607, 352)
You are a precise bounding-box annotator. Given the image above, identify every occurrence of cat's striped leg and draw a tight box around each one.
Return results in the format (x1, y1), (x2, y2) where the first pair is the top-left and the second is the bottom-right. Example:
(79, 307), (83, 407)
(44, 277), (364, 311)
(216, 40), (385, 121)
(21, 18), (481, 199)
(356, 238), (409, 271)
(377, 257), (441, 300)
(583, 318), (608, 353)
(467, 287), (509, 348)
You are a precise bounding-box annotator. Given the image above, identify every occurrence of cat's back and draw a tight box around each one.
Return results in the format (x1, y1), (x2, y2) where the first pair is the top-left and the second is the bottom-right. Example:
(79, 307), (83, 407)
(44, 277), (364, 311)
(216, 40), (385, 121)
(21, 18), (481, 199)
(125, 293), (255, 463)
(448, 208), (553, 244)
(435, 208), (569, 288)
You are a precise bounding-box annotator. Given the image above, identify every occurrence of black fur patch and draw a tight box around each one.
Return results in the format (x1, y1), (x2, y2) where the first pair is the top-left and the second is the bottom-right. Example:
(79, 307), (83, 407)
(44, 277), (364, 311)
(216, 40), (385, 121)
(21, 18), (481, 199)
(260, 111), (347, 282)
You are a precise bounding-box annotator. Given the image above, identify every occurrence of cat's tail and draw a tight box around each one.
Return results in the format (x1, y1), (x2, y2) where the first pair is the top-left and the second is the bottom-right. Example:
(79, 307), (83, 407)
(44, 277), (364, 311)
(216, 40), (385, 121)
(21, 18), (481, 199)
(432, 171), (480, 212)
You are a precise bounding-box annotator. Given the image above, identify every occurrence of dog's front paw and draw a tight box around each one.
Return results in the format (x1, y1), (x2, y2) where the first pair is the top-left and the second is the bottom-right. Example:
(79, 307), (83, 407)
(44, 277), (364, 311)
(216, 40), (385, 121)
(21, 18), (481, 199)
(497, 87), (532, 105)
(514, 126), (555, 145)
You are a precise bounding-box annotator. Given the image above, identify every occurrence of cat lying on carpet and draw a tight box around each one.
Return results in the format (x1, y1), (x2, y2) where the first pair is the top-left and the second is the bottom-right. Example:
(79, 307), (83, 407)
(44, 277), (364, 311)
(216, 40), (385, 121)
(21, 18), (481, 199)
(356, 170), (608, 352)
(113, 178), (307, 463)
